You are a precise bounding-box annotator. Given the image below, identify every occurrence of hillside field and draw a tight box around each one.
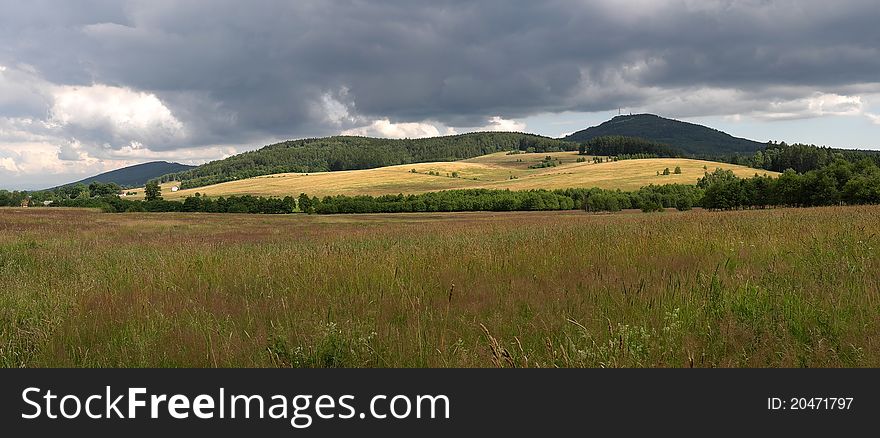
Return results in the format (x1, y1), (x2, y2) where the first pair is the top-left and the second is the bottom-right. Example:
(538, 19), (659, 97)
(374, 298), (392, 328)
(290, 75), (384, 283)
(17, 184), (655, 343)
(126, 152), (775, 200)
(1, 206), (877, 367)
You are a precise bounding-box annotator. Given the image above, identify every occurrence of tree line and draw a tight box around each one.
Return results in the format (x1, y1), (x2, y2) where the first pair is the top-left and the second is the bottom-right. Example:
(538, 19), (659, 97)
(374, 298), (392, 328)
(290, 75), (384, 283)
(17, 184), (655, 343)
(35, 184), (703, 215)
(698, 158), (880, 210)
(287, 184), (701, 214)
(578, 136), (680, 158)
(0, 181), (124, 207)
(55, 194), (298, 214)
(717, 141), (880, 173)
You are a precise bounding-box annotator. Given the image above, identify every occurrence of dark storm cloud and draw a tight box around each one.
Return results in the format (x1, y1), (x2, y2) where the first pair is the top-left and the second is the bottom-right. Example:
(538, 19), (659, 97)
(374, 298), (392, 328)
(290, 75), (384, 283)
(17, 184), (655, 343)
(1, 0), (879, 149)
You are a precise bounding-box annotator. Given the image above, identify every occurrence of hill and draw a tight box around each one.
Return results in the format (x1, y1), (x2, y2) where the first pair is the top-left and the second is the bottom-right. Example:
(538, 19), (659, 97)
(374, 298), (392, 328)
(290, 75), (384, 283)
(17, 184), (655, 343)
(58, 161), (195, 189)
(129, 152), (776, 200)
(155, 132), (574, 189)
(563, 114), (766, 156)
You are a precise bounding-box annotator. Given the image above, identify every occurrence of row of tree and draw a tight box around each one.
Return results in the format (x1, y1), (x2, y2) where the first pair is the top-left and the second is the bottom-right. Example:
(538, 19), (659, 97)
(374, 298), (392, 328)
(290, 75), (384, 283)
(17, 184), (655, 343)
(698, 158), (880, 209)
(304, 185), (703, 214)
(308, 190), (578, 214)
(720, 141), (880, 173)
(0, 190), (29, 207)
(0, 182), (126, 207)
(56, 194), (298, 214)
(578, 136), (680, 157)
(41, 184), (703, 215)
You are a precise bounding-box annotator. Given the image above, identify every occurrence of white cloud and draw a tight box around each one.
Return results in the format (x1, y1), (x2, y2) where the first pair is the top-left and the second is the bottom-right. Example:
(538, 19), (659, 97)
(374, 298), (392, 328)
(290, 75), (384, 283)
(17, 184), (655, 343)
(0, 72), (233, 188)
(342, 114), (528, 139)
(0, 157), (19, 173)
(866, 113), (880, 125)
(0, 142), (77, 176)
(621, 85), (880, 124)
(477, 116), (526, 132)
(49, 84), (186, 145)
(104, 142), (239, 162)
(342, 119), (451, 139)
(318, 88), (361, 126)
(756, 93), (864, 121)
(57, 139), (88, 161)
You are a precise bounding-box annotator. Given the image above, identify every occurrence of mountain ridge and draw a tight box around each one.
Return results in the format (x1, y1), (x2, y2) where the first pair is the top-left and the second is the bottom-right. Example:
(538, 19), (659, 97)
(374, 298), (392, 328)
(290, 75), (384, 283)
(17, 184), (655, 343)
(149, 115), (771, 190)
(563, 114), (767, 156)
(154, 132), (574, 189)
(55, 161), (195, 189)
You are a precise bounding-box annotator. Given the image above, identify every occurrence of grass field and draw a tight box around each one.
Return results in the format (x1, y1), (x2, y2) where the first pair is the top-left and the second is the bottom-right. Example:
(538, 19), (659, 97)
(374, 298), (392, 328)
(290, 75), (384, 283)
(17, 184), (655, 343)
(124, 152), (776, 200)
(1, 206), (877, 368)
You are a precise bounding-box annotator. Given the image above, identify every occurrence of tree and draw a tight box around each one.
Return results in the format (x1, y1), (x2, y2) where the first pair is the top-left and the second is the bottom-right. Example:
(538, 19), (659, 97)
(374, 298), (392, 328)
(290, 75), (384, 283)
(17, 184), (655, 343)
(752, 150), (766, 169)
(697, 168), (737, 189)
(298, 193), (314, 214)
(675, 196), (693, 211)
(662, 168), (671, 176)
(640, 197), (664, 212)
(74, 183), (90, 199)
(773, 169), (803, 206)
(674, 166), (682, 174)
(144, 181), (162, 201)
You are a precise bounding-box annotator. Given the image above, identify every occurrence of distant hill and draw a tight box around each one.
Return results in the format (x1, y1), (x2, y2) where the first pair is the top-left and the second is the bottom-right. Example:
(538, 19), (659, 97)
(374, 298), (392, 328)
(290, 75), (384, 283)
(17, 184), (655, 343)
(156, 132), (574, 189)
(59, 161), (195, 189)
(563, 114), (766, 156)
(142, 152), (776, 200)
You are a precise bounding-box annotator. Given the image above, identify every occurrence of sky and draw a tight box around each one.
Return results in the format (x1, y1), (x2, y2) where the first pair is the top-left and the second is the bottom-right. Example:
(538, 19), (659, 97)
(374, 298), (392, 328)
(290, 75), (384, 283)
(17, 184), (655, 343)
(1, 0), (879, 190)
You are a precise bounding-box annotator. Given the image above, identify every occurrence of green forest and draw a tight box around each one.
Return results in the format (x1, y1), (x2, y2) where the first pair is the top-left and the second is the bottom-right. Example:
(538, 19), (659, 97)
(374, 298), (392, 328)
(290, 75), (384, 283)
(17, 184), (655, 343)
(732, 141), (880, 173)
(698, 158), (880, 209)
(578, 136), (680, 157)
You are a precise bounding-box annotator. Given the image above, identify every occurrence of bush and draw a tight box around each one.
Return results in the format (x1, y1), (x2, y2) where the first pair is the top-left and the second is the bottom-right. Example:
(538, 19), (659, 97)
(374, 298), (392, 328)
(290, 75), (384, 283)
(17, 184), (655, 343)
(675, 197), (693, 211)
(640, 200), (664, 213)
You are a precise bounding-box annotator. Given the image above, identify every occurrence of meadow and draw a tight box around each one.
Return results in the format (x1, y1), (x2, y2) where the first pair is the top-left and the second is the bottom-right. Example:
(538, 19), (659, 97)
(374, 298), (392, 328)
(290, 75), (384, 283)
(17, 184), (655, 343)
(124, 152), (774, 200)
(1, 206), (878, 368)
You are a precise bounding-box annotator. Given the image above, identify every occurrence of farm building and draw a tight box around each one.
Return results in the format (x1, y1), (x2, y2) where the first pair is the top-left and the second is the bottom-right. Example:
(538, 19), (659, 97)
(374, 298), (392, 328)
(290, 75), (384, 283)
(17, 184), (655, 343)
(171, 186), (180, 192)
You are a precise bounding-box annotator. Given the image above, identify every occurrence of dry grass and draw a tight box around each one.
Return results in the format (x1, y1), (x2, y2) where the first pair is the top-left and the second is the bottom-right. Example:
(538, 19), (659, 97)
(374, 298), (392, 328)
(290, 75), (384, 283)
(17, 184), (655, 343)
(123, 153), (776, 200)
(1, 206), (876, 368)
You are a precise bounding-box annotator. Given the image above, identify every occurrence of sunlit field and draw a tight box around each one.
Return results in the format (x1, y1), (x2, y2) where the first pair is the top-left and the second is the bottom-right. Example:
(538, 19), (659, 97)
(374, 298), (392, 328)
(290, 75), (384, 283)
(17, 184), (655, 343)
(123, 153), (775, 200)
(1, 206), (877, 367)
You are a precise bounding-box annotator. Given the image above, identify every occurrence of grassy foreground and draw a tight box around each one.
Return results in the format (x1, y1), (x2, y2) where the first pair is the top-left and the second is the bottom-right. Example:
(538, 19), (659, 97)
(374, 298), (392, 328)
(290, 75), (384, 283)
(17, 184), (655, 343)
(1, 206), (878, 367)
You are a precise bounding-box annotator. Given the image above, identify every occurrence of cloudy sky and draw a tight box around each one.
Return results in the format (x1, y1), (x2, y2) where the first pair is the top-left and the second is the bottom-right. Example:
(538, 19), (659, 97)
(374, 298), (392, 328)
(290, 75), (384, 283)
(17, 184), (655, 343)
(2, 0), (879, 189)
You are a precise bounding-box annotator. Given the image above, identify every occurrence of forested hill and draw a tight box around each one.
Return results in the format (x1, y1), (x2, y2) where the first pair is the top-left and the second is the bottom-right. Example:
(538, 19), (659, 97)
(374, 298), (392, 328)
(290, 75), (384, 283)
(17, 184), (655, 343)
(56, 161), (195, 189)
(563, 114), (766, 156)
(156, 132), (574, 189)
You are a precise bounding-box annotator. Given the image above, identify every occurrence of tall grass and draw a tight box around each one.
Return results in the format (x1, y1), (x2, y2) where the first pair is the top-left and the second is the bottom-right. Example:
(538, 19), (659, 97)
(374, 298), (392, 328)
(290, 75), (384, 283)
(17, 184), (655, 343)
(1, 207), (878, 367)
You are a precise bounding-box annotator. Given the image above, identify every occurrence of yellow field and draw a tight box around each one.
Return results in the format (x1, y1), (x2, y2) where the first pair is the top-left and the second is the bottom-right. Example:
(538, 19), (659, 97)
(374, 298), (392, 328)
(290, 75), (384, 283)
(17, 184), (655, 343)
(125, 152), (777, 200)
